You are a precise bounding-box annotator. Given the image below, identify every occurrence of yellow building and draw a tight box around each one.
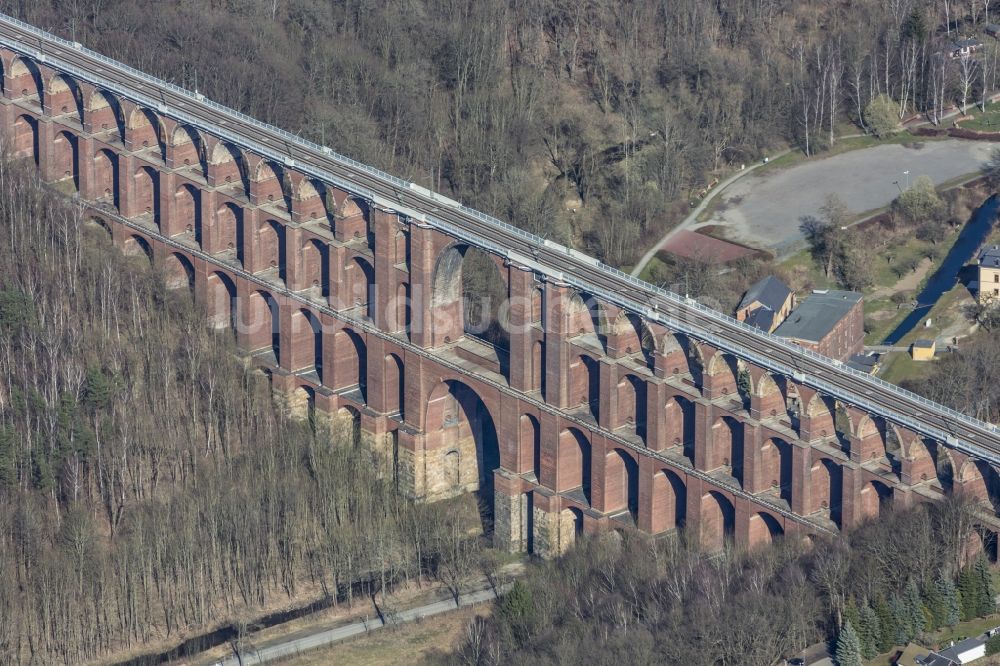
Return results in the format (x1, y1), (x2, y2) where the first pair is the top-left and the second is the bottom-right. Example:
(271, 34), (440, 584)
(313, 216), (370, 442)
(911, 339), (936, 361)
(978, 245), (1000, 305)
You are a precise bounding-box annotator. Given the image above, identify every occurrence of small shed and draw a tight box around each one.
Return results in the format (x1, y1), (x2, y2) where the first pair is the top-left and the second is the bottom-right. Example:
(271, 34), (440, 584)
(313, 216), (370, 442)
(912, 339), (936, 361)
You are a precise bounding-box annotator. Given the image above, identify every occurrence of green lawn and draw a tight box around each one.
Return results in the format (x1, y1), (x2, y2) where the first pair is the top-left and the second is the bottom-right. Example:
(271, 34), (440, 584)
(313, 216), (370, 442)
(956, 102), (1000, 131)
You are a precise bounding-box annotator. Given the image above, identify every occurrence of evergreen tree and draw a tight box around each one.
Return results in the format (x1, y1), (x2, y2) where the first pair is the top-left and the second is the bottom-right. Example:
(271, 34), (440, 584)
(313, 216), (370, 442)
(890, 595), (911, 644)
(835, 620), (864, 666)
(858, 604), (880, 659)
(844, 597), (860, 633)
(938, 575), (961, 626)
(923, 578), (945, 629)
(959, 566), (981, 621)
(874, 596), (896, 652)
(904, 580), (925, 637)
(974, 555), (996, 617)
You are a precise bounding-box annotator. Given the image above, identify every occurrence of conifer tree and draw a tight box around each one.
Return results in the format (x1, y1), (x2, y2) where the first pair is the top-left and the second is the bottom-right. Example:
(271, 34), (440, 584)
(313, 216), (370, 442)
(904, 580), (925, 637)
(875, 596), (896, 652)
(890, 595), (911, 644)
(835, 620), (864, 666)
(858, 604), (880, 659)
(960, 566), (981, 621)
(923, 578), (944, 629)
(974, 555), (996, 618)
(938, 575), (961, 626)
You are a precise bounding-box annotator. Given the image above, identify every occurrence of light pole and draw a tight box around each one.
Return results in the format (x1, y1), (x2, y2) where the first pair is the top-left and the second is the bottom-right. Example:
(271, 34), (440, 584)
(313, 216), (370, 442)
(903, 170), (910, 189)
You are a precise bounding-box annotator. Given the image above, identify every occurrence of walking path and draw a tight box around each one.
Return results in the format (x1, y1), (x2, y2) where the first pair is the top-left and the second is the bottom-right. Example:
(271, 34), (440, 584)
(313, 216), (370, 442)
(206, 583), (507, 666)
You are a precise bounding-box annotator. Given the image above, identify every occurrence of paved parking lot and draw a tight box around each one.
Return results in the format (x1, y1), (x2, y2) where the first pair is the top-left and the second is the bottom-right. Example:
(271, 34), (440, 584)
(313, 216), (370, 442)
(700, 139), (996, 256)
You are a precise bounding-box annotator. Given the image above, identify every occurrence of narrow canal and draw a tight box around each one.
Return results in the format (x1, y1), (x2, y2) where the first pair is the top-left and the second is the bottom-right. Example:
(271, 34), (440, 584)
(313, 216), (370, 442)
(883, 196), (998, 345)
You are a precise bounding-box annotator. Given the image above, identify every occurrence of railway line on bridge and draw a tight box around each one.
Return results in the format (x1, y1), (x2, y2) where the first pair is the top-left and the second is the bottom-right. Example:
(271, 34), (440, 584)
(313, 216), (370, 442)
(4, 13), (1000, 551)
(0, 13), (993, 465)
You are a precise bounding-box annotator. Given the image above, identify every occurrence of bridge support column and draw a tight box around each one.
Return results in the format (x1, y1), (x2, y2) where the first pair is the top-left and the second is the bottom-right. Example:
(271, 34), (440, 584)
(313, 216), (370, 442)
(693, 401), (712, 471)
(543, 280), (572, 408)
(743, 422), (762, 492)
(646, 382), (664, 451)
(372, 208), (397, 331)
(538, 410), (559, 492)
(395, 428), (420, 499)
(77, 135), (95, 200)
(507, 264), (535, 393)
(598, 360), (615, 431)
(284, 226), (303, 290)
(734, 499), (750, 549)
(493, 471), (529, 554)
(408, 224), (434, 348)
(158, 170), (179, 236)
(840, 464), (861, 529)
(685, 475), (705, 547)
(37, 118), (56, 182)
(790, 442), (811, 515)
(197, 188), (215, 250)
(118, 153), (136, 218)
(637, 455), (655, 532)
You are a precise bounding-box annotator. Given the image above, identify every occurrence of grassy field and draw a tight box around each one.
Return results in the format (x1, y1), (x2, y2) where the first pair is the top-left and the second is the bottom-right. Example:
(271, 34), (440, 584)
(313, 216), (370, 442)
(956, 102), (1000, 132)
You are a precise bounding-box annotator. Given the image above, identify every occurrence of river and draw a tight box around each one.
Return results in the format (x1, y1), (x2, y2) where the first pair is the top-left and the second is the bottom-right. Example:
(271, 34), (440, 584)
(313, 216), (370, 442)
(882, 196), (998, 345)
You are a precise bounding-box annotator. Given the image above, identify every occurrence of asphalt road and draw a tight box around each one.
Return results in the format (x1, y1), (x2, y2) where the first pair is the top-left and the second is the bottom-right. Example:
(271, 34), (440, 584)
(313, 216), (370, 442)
(208, 585), (503, 666)
(705, 139), (995, 255)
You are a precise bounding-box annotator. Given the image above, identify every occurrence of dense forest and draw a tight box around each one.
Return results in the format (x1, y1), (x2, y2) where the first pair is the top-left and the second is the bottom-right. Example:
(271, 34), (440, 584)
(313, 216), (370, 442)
(3, 0), (998, 266)
(0, 156), (483, 664)
(442, 497), (995, 666)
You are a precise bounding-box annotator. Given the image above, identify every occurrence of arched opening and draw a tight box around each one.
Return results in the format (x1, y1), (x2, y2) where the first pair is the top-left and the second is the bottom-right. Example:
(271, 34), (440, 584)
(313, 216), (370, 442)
(288, 386), (315, 422)
(935, 444), (956, 493)
(295, 178), (332, 223)
(337, 197), (370, 241)
(604, 448), (639, 521)
(9, 56), (42, 105)
(663, 394), (695, 458)
(700, 491), (735, 552)
(706, 352), (741, 401)
(612, 312), (655, 369)
(12, 114), (38, 165)
(51, 130), (78, 188)
(171, 124), (205, 174)
(331, 328), (367, 402)
(337, 406), (362, 446)
(344, 256), (374, 316)
(559, 507), (585, 552)
(84, 217), (113, 244)
(748, 512), (784, 548)
(803, 393), (837, 441)
(162, 252), (195, 294)
(122, 235), (153, 266)
(651, 469), (686, 533)
(210, 142), (248, 195)
(531, 287), (543, 324)
(86, 89), (124, 140)
(568, 355), (600, 421)
(519, 414), (540, 479)
(855, 416), (889, 462)
(175, 184), (200, 239)
(859, 480), (893, 521)
(567, 291), (607, 352)
(759, 437), (793, 502)
(127, 107), (165, 157)
(557, 428), (592, 505)
(383, 354), (404, 417)
(809, 457), (843, 527)
(206, 271), (237, 332)
(957, 459), (1000, 513)
(256, 219), (286, 280)
(431, 244), (509, 352)
(47, 73), (82, 122)
(711, 416), (744, 483)
(245, 290), (280, 360)
(253, 160), (290, 209)
(93, 149), (118, 207)
(132, 166), (159, 222)
(424, 380), (500, 532)
(214, 203), (242, 261)
(300, 238), (328, 300)
(617, 374), (647, 440)
(755, 373), (787, 420)
(290, 309), (323, 381)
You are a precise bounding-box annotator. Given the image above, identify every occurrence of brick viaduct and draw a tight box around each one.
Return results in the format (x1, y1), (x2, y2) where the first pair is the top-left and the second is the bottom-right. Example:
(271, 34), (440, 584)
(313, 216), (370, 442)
(0, 31), (998, 558)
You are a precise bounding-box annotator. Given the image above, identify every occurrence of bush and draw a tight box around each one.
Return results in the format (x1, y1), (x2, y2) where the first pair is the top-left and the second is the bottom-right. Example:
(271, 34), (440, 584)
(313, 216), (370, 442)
(896, 175), (945, 225)
(987, 633), (1000, 656)
(865, 95), (900, 137)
